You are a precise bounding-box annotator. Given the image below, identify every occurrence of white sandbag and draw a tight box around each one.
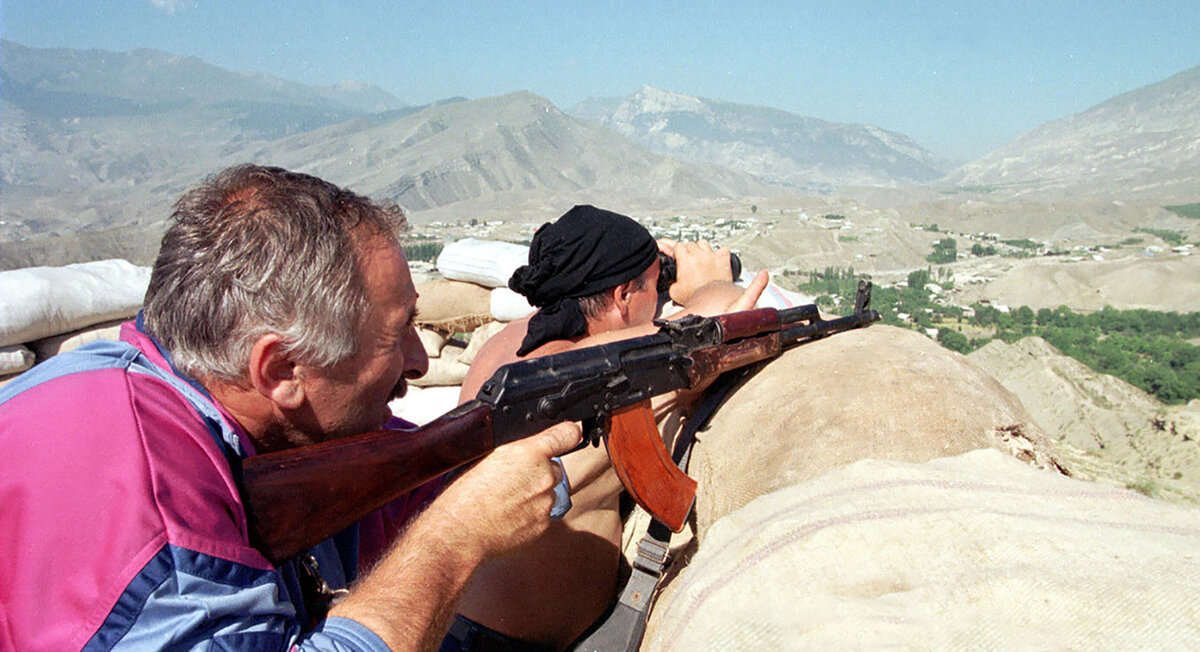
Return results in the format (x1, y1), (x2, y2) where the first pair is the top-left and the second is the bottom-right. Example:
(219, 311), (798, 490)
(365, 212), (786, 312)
(29, 320), (125, 361)
(417, 328), (448, 359)
(490, 287), (535, 322)
(388, 385), (462, 426)
(645, 449), (1200, 650)
(0, 345), (35, 375)
(0, 260), (150, 347)
(410, 345), (469, 387)
(436, 239), (530, 289)
(458, 321), (507, 367)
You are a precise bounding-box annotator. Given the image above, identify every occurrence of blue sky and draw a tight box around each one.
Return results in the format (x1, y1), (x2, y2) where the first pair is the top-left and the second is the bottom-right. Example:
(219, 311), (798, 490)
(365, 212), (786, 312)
(3, 1), (1198, 162)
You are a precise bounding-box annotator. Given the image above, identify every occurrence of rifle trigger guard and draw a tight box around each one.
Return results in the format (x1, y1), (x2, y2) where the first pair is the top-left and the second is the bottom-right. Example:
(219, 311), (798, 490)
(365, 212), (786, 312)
(582, 413), (611, 448)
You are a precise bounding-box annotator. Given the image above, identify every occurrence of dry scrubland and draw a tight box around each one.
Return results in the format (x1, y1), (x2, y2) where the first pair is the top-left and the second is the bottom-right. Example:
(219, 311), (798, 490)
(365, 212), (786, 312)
(969, 337), (1200, 504)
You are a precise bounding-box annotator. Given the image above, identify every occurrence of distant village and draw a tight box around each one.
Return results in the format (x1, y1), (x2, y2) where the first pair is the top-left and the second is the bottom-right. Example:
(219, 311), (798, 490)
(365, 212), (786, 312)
(409, 210), (1196, 324)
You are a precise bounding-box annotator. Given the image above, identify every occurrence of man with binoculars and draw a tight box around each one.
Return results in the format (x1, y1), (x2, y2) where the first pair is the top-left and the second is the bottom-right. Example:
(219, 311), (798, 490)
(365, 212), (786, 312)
(446, 205), (766, 651)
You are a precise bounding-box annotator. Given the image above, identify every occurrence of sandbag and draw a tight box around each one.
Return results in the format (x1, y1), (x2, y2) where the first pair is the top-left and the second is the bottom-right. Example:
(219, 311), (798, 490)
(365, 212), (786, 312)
(690, 324), (1059, 539)
(644, 449), (1200, 650)
(417, 328), (448, 359)
(436, 239), (530, 288)
(0, 345), (35, 376)
(29, 319), (125, 361)
(490, 287), (535, 322)
(388, 385), (462, 426)
(410, 345), (469, 387)
(457, 321), (507, 368)
(0, 260), (150, 347)
(414, 279), (493, 334)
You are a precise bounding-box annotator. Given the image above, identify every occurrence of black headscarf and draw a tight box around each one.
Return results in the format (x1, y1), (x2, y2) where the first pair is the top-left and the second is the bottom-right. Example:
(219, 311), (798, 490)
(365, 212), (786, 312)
(509, 205), (658, 356)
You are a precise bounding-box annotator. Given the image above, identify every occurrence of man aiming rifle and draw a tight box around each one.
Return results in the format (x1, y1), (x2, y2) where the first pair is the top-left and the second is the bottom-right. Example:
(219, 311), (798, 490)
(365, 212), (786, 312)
(0, 164), (579, 650)
(448, 205), (768, 650)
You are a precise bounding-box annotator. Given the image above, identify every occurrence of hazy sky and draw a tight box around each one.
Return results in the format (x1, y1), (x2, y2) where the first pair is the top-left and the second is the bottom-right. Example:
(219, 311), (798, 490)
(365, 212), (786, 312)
(4, 1), (1198, 162)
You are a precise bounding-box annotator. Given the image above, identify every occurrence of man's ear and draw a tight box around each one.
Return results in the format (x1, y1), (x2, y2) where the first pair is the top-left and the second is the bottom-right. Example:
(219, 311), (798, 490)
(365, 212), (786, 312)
(613, 281), (634, 320)
(247, 333), (305, 410)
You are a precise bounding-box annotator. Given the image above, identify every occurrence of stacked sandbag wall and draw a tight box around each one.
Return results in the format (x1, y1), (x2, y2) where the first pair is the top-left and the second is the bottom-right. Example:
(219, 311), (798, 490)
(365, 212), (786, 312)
(0, 260), (150, 386)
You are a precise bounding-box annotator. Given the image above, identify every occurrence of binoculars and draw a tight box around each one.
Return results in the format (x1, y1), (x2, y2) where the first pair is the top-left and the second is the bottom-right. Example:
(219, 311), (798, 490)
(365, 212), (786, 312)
(656, 251), (742, 295)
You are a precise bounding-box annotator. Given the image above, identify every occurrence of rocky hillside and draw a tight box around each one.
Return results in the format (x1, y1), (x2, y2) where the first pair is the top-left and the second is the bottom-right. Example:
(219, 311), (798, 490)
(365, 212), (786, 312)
(243, 91), (771, 212)
(572, 86), (950, 190)
(943, 65), (1200, 201)
(0, 40), (407, 246)
(968, 336), (1200, 503)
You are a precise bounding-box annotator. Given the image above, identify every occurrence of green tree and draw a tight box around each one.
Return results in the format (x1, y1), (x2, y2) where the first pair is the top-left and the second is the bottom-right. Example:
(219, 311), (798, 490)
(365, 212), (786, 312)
(1014, 306), (1035, 326)
(937, 328), (971, 353)
(926, 238), (957, 264)
(907, 268), (931, 291)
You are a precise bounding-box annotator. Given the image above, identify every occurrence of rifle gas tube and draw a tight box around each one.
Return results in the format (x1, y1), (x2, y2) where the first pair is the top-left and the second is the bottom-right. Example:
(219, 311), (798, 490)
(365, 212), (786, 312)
(242, 282), (880, 563)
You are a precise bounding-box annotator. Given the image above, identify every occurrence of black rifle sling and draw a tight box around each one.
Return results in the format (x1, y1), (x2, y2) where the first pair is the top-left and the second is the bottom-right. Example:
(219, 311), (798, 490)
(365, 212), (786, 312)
(571, 367), (752, 652)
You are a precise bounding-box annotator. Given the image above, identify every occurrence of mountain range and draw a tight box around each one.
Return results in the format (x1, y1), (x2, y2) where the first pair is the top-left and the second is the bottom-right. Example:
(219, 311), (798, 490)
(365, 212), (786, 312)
(571, 86), (951, 190)
(1, 38), (1198, 266)
(0, 39), (774, 250)
(942, 65), (1200, 201)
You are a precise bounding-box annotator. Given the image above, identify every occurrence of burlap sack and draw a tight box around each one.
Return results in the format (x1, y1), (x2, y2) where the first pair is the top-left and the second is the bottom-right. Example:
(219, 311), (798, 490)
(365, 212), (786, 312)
(414, 279), (493, 335)
(689, 324), (1059, 539)
(644, 449), (1200, 650)
(417, 328), (448, 359)
(457, 321), (507, 367)
(410, 345), (469, 387)
(29, 320), (125, 361)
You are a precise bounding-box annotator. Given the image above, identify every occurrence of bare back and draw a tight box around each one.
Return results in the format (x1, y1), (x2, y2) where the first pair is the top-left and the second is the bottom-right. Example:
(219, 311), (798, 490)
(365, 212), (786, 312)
(456, 318), (625, 648)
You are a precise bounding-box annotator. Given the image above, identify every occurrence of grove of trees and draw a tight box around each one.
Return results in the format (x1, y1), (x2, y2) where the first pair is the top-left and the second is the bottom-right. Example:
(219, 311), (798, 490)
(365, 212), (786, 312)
(799, 268), (1200, 404)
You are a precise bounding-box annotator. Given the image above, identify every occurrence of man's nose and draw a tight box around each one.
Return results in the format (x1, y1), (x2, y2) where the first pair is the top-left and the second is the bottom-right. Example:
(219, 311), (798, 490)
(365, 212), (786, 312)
(404, 329), (430, 378)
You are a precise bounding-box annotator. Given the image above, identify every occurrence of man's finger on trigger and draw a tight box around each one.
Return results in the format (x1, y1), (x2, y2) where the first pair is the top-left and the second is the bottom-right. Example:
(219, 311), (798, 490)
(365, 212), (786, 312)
(536, 422), (583, 457)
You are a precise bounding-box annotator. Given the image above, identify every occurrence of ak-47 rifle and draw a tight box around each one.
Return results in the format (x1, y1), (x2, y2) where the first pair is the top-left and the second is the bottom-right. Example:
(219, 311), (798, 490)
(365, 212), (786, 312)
(241, 281), (881, 563)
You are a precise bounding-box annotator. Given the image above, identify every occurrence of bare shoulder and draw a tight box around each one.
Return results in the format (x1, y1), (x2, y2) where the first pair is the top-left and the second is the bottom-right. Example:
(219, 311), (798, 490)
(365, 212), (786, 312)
(460, 319), (529, 400)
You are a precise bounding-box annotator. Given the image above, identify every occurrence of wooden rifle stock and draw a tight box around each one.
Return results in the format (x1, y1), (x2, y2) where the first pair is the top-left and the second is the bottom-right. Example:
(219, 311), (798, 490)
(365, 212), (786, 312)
(242, 401), (495, 564)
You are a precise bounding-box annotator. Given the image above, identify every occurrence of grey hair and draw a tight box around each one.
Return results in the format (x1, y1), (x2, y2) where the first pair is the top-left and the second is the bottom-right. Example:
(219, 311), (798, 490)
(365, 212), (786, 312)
(142, 164), (407, 382)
